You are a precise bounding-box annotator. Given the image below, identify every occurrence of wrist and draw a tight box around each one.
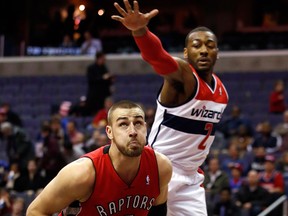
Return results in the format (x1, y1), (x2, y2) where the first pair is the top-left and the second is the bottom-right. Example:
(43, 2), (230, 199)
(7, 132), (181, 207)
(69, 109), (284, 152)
(132, 27), (148, 37)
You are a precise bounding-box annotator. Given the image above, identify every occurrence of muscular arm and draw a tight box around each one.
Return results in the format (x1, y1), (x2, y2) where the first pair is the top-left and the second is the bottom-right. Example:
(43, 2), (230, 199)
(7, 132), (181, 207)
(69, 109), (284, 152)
(147, 152), (172, 216)
(112, 0), (196, 105)
(153, 152), (172, 205)
(26, 158), (95, 216)
(134, 27), (196, 105)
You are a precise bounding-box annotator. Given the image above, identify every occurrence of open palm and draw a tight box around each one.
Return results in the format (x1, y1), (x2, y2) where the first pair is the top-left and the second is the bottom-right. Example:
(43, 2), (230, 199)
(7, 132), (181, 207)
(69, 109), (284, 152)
(111, 0), (158, 31)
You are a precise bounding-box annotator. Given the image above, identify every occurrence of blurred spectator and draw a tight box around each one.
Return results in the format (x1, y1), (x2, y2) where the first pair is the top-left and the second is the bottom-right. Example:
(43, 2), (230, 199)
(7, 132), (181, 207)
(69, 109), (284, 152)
(249, 121), (282, 156)
(49, 115), (65, 149)
(69, 96), (90, 117)
(259, 155), (285, 215)
(213, 187), (240, 216)
(235, 170), (270, 216)
(249, 146), (267, 172)
(0, 161), (9, 187)
(229, 163), (244, 198)
(204, 157), (230, 215)
(37, 123), (66, 182)
(91, 97), (114, 129)
(269, 79), (286, 114)
(5, 162), (20, 191)
(35, 121), (53, 158)
(276, 151), (288, 196)
(80, 31), (102, 56)
(234, 124), (254, 152)
(57, 101), (72, 135)
(0, 139), (10, 172)
(273, 109), (288, 151)
(0, 187), (12, 215)
(210, 130), (228, 157)
(0, 103), (22, 127)
(220, 140), (248, 176)
(13, 158), (46, 195)
(85, 52), (114, 115)
(259, 155), (284, 194)
(217, 105), (254, 139)
(61, 140), (86, 164)
(6, 197), (26, 216)
(65, 120), (85, 146)
(60, 34), (76, 48)
(0, 122), (35, 171)
(0, 108), (8, 125)
(85, 129), (108, 152)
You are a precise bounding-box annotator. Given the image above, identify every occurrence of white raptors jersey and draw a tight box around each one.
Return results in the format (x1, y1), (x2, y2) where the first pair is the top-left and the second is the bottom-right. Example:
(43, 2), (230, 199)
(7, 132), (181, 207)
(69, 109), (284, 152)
(148, 71), (228, 172)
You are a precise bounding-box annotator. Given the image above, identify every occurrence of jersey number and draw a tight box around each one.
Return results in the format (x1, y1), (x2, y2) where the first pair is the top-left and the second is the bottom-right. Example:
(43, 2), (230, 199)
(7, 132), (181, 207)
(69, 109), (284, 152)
(198, 123), (213, 150)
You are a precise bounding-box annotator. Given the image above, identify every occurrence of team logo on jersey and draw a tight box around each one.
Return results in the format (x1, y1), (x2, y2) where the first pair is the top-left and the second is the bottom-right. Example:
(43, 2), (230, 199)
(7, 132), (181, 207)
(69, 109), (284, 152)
(95, 195), (155, 215)
(191, 106), (222, 120)
(146, 175), (150, 185)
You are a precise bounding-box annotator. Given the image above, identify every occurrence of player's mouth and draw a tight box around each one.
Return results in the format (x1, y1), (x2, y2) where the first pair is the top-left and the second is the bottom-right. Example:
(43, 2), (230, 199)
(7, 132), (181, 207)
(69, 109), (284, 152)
(198, 57), (210, 63)
(129, 139), (139, 146)
(198, 57), (210, 66)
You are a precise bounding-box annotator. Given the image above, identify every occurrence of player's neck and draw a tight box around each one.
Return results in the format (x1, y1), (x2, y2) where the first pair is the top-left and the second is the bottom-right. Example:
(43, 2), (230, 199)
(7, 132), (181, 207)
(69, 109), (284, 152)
(110, 152), (141, 185)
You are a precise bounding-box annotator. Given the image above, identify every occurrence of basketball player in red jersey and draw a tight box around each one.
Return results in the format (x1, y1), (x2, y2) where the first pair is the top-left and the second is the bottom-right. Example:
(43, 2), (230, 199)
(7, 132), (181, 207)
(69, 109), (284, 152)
(27, 100), (172, 216)
(112, 1), (229, 215)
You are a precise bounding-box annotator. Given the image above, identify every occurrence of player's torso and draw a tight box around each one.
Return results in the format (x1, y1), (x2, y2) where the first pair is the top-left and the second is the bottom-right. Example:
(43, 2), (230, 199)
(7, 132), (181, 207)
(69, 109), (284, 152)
(148, 73), (228, 171)
(79, 146), (160, 216)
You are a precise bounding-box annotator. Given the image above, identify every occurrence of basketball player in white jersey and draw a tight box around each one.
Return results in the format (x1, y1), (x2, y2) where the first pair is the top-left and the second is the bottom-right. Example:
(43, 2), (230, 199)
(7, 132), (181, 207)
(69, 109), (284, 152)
(112, 1), (229, 215)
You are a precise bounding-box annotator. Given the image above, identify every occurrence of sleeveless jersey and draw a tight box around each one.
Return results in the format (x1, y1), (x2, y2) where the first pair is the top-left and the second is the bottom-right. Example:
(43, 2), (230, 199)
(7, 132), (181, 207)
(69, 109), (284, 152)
(61, 145), (160, 216)
(148, 70), (228, 172)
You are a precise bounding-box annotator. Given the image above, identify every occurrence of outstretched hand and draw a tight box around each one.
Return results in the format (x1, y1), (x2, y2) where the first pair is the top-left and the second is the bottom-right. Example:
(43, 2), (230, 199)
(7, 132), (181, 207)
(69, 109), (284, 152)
(111, 0), (159, 32)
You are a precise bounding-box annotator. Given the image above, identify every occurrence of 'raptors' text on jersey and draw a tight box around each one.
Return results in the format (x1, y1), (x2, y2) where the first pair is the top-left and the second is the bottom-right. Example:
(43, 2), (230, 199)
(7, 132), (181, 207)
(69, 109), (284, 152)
(149, 71), (229, 172)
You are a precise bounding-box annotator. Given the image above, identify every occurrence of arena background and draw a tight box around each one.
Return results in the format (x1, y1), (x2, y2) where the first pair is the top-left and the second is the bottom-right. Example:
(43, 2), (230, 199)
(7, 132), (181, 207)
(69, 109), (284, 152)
(0, 0), (288, 215)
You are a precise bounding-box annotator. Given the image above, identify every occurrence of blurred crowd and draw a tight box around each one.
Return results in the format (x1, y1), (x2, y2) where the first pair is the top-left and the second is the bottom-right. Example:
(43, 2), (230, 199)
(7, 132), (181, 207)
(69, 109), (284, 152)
(0, 76), (287, 215)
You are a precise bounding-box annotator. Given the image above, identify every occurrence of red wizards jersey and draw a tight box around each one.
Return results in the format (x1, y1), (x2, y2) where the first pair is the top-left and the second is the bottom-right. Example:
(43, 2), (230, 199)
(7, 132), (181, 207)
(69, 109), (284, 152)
(60, 145), (160, 216)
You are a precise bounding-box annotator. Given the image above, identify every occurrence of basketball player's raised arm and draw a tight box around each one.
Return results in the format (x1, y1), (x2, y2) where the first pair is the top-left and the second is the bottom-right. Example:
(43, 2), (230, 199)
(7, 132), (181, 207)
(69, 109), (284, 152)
(112, 0), (187, 82)
(148, 152), (172, 215)
(26, 158), (95, 216)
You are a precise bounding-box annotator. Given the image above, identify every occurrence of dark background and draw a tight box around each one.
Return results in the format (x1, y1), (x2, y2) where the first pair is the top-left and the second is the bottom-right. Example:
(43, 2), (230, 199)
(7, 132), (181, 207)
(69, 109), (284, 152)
(1, 0), (288, 55)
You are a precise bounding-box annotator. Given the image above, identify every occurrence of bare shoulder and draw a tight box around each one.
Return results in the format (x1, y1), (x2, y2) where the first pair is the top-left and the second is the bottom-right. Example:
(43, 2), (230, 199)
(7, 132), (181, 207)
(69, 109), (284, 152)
(164, 56), (196, 89)
(58, 157), (95, 201)
(154, 151), (171, 166)
(154, 151), (172, 184)
(173, 57), (192, 73)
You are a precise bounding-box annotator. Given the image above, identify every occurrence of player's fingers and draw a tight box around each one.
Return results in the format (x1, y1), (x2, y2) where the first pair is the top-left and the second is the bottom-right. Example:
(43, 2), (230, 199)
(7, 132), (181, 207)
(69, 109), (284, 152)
(133, 1), (139, 14)
(111, 15), (124, 22)
(113, 2), (127, 17)
(124, 0), (133, 14)
(147, 9), (159, 19)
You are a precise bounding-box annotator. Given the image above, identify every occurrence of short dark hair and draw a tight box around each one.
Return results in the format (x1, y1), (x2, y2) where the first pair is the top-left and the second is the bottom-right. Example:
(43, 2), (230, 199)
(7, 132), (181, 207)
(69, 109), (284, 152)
(185, 26), (217, 47)
(107, 100), (144, 125)
(95, 51), (105, 60)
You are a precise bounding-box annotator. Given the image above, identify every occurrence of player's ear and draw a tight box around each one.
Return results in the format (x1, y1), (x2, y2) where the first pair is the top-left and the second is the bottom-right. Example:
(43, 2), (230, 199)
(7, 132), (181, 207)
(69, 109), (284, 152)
(183, 48), (188, 59)
(106, 125), (113, 140)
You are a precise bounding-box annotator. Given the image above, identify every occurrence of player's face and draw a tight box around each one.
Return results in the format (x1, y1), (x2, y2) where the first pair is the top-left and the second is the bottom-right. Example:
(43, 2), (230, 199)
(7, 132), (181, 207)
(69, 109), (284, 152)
(184, 31), (218, 73)
(106, 107), (147, 157)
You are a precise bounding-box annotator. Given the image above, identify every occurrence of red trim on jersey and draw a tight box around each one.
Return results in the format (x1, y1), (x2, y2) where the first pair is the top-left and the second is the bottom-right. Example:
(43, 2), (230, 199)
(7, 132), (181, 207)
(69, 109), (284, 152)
(193, 71), (229, 104)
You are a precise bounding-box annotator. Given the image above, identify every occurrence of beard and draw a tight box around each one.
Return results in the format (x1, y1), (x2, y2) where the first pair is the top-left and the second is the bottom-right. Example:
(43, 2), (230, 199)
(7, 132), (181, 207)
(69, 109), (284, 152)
(116, 139), (144, 157)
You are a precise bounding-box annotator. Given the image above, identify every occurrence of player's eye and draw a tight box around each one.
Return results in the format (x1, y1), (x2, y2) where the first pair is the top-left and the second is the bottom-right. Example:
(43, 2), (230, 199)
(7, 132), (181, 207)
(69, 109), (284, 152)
(119, 122), (128, 127)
